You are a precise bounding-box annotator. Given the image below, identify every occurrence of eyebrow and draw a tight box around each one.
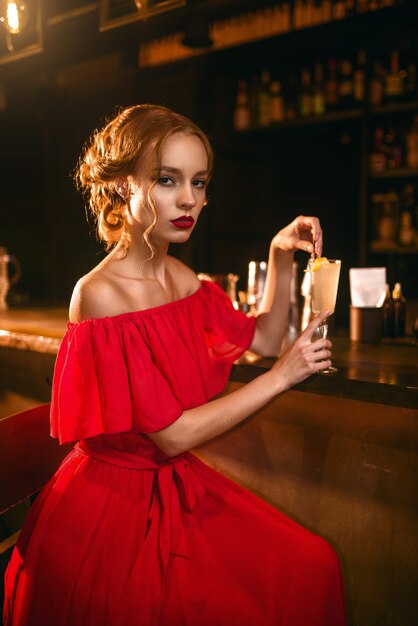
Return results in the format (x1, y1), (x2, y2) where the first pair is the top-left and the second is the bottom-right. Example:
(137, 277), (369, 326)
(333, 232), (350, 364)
(159, 166), (209, 177)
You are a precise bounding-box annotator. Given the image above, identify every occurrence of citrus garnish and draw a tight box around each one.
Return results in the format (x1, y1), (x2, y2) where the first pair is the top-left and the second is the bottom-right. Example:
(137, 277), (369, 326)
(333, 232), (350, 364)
(311, 257), (329, 272)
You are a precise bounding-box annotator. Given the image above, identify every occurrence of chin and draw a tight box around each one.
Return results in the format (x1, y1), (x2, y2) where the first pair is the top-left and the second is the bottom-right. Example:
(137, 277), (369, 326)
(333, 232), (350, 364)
(169, 229), (194, 243)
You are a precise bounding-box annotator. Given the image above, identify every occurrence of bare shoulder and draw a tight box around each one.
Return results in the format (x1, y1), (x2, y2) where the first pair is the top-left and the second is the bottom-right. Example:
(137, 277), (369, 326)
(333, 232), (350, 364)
(166, 256), (201, 295)
(69, 271), (121, 323)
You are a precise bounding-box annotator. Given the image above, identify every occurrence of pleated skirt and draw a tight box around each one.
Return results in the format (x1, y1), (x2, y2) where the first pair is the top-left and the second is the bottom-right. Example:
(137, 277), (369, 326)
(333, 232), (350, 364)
(4, 444), (347, 626)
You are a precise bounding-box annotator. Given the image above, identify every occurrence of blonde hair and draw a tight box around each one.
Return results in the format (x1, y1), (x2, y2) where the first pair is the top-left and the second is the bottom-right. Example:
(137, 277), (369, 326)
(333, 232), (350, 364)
(75, 104), (213, 257)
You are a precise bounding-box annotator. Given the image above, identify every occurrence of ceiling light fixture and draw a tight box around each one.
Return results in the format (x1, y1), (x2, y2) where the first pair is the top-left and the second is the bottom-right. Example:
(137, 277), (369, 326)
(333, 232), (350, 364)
(0, 1), (28, 51)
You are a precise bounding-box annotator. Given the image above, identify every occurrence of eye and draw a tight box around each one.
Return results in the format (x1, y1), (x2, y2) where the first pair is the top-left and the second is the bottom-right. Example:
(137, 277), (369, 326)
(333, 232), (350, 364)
(157, 176), (175, 186)
(192, 179), (207, 189)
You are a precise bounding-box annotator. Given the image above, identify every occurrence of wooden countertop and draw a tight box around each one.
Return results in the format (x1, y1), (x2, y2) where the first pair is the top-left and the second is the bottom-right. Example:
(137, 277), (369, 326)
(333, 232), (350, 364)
(233, 337), (418, 409)
(0, 308), (417, 409)
(0, 307), (68, 338)
(0, 308), (68, 354)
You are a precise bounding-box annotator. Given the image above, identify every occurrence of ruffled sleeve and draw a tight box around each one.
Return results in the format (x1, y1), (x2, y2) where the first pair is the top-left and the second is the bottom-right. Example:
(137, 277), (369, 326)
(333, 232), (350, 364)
(50, 319), (184, 444)
(199, 280), (256, 365)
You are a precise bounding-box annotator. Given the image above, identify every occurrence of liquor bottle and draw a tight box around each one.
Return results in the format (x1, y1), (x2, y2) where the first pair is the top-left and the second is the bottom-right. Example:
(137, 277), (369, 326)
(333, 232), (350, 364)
(369, 127), (387, 173)
(353, 50), (366, 105)
(285, 72), (298, 120)
(332, 0), (346, 20)
(345, 0), (356, 17)
(405, 62), (417, 101)
(356, 0), (369, 13)
(384, 128), (402, 170)
(398, 210), (415, 246)
(399, 184), (416, 246)
(270, 80), (285, 123)
(299, 68), (313, 117)
(258, 69), (271, 127)
(312, 62), (325, 115)
(406, 115), (418, 169)
(233, 80), (251, 131)
(377, 197), (397, 246)
(382, 284), (394, 338)
(338, 60), (354, 109)
(392, 282), (407, 338)
(385, 51), (404, 104)
(325, 57), (339, 111)
(248, 74), (260, 129)
(369, 61), (385, 107)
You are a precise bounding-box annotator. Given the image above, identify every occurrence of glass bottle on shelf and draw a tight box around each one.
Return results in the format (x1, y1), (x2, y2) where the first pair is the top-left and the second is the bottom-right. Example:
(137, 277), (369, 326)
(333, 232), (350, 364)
(338, 59), (354, 109)
(258, 69), (271, 127)
(384, 128), (402, 169)
(382, 283), (394, 339)
(385, 51), (405, 104)
(406, 62), (417, 101)
(369, 61), (385, 107)
(325, 57), (339, 111)
(332, 0), (346, 20)
(369, 127), (387, 173)
(399, 184), (416, 246)
(299, 68), (313, 117)
(356, 0), (369, 14)
(312, 62), (325, 115)
(392, 282), (407, 338)
(376, 192), (398, 248)
(233, 80), (251, 131)
(406, 115), (418, 169)
(270, 80), (285, 123)
(285, 72), (298, 120)
(248, 74), (260, 129)
(353, 50), (366, 105)
(398, 209), (415, 246)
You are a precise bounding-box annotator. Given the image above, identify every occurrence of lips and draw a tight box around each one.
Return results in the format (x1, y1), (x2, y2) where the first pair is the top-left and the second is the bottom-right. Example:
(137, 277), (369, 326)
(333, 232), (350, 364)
(170, 216), (195, 229)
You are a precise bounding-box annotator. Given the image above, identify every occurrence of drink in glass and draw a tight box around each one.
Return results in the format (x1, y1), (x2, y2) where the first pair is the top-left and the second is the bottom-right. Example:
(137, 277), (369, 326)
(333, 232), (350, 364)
(311, 258), (341, 373)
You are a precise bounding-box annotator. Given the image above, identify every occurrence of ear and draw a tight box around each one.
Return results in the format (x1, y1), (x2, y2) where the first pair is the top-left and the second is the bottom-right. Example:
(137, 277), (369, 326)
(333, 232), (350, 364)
(114, 177), (129, 200)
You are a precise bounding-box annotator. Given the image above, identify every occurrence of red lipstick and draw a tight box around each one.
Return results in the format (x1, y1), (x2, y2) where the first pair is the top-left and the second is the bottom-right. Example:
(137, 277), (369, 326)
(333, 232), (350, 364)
(170, 216), (195, 229)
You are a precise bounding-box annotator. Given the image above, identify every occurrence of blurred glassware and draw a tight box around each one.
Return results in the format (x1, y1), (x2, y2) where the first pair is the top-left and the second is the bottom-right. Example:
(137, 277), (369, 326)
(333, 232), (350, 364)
(197, 272), (240, 309)
(0, 246), (21, 311)
(247, 261), (267, 313)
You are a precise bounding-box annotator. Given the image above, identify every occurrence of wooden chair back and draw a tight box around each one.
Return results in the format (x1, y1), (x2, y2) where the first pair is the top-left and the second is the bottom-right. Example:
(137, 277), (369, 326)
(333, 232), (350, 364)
(0, 404), (70, 553)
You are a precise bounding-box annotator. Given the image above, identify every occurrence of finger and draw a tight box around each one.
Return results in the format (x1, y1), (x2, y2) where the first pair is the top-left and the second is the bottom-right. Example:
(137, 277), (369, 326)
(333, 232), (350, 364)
(303, 310), (330, 341)
(295, 216), (323, 256)
(318, 358), (333, 372)
(312, 348), (332, 362)
(312, 339), (332, 351)
(295, 239), (315, 254)
(308, 218), (322, 257)
(314, 231), (323, 257)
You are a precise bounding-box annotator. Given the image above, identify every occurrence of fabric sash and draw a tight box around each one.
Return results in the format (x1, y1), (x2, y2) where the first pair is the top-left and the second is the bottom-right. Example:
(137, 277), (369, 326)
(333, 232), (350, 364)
(75, 440), (205, 568)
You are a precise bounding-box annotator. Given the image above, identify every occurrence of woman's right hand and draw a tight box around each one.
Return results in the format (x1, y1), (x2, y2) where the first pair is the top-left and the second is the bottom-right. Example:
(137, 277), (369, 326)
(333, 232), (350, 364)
(270, 310), (332, 392)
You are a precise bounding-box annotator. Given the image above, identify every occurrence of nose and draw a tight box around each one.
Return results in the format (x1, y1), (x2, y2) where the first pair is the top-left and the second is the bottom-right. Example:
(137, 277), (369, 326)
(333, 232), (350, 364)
(177, 183), (197, 210)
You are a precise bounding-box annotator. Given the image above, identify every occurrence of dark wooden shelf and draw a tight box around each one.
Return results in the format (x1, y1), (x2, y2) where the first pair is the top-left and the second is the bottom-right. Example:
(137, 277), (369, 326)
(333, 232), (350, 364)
(369, 168), (418, 179)
(234, 109), (362, 135)
(371, 101), (418, 116)
(369, 245), (418, 255)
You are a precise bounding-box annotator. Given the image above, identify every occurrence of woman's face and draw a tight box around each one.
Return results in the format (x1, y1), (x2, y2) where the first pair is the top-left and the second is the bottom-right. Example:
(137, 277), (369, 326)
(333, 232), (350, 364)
(126, 132), (209, 247)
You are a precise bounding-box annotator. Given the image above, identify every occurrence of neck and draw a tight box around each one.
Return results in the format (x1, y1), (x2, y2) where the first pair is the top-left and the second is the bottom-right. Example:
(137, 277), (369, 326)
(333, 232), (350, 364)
(111, 235), (169, 282)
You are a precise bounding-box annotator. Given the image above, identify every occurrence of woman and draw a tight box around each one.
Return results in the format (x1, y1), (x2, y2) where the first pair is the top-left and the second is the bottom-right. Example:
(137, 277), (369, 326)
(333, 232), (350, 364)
(4, 104), (346, 626)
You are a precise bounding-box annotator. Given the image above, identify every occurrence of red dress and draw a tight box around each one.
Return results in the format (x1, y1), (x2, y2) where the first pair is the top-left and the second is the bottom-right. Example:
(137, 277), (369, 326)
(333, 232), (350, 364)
(4, 281), (346, 626)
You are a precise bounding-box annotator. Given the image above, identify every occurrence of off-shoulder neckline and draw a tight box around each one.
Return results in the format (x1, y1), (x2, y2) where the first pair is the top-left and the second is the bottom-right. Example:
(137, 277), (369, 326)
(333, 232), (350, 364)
(67, 281), (206, 327)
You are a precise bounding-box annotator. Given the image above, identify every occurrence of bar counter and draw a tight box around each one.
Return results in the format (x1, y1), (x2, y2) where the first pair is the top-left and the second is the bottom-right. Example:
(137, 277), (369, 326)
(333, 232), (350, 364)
(0, 307), (417, 409)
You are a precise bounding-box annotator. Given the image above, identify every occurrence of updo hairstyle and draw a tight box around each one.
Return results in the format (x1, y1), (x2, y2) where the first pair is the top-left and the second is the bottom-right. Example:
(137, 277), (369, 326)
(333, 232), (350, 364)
(76, 104), (213, 256)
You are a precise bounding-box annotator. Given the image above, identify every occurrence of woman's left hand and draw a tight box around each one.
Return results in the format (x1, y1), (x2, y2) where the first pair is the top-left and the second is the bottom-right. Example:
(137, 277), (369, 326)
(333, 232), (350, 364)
(272, 215), (323, 256)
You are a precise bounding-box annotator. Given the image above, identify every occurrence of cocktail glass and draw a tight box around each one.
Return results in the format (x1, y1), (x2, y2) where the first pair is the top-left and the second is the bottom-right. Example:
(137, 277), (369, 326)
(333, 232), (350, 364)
(311, 259), (341, 374)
